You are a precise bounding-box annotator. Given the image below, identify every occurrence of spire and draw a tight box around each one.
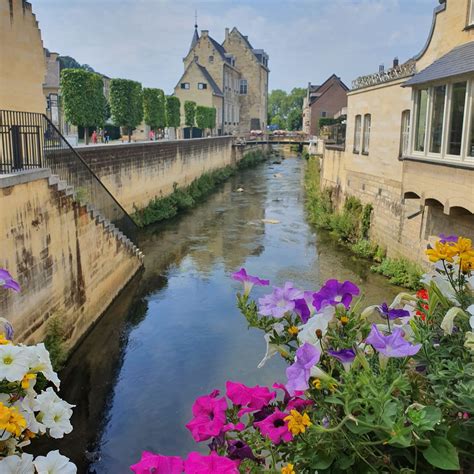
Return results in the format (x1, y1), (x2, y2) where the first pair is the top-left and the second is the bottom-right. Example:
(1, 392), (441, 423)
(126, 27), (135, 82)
(189, 11), (199, 53)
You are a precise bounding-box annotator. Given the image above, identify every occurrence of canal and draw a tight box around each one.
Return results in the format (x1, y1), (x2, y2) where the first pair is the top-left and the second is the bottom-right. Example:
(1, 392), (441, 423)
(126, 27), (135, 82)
(42, 151), (400, 472)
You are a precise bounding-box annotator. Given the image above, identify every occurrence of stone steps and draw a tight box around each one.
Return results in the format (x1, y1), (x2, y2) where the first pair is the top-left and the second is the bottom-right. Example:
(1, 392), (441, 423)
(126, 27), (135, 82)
(48, 174), (144, 261)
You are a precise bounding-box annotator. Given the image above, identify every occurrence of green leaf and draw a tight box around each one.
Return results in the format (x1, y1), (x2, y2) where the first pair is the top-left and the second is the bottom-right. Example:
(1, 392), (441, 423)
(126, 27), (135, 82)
(422, 437), (460, 470)
(312, 454), (335, 469)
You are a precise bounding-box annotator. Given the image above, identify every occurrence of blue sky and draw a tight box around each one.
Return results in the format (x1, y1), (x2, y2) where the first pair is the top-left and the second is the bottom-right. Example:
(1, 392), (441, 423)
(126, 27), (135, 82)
(33, 0), (437, 93)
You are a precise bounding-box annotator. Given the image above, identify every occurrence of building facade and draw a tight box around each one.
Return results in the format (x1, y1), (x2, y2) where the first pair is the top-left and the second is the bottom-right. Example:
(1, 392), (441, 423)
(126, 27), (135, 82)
(302, 75), (348, 137)
(174, 25), (269, 135)
(321, 0), (474, 264)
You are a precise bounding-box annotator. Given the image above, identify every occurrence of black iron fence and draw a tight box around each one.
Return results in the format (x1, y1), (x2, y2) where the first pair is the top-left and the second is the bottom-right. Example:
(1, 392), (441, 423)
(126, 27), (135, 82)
(0, 110), (138, 244)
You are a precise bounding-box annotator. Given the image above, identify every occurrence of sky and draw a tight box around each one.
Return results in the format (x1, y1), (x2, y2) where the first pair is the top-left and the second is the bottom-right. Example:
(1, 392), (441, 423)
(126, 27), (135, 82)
(33, 0), (438, 94)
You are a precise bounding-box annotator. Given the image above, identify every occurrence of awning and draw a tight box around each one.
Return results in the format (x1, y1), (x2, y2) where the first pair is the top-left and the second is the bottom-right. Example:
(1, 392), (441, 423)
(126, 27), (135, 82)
(404, 41), (474, 87)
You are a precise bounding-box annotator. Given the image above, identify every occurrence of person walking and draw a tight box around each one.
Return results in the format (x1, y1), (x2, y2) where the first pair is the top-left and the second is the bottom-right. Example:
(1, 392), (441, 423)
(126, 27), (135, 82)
(91, 130), (97, 144)
(104, 130), (109, 144)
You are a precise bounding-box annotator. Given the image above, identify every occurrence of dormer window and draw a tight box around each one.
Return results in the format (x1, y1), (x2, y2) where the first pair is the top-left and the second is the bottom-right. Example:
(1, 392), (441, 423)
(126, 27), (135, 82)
(209, 56), (214, 63)
(198, 83), (207, 90)
(181, 83), (190, 90)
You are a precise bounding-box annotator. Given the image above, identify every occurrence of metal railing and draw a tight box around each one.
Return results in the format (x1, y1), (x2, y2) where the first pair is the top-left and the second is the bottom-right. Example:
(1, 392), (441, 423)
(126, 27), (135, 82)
(0, 110), (138, 244)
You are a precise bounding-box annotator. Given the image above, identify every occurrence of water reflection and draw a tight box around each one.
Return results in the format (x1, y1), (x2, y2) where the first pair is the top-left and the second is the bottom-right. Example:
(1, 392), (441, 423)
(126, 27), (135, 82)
(36, 156), (400, 472)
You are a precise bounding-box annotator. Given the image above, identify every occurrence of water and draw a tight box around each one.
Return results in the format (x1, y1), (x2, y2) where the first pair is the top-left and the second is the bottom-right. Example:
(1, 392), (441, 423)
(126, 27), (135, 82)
(38, 153), (400, 472)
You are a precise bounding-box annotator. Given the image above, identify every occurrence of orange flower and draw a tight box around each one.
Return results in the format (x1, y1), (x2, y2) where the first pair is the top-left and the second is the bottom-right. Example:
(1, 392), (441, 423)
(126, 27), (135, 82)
(425, 241), (457, 263)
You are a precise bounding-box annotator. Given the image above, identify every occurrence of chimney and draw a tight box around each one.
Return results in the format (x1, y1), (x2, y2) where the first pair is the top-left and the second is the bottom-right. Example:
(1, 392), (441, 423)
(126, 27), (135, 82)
(393, 56), (399, 68)
(201, 30), (209, 38)
(225, 28), (229, 40)
(379, 64), (385, 73)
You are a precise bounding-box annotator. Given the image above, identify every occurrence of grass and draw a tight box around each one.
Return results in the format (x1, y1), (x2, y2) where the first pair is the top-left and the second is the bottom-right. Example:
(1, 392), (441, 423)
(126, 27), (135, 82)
(133, 150), (267, 227)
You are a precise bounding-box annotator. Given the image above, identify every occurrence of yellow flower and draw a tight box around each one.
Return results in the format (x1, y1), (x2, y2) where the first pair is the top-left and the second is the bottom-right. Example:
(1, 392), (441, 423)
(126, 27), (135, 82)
(281, 463), (295, 474)
(284, 409), (312, 435)
(21, 373), (36, 390)
(0, 333), (12, 345)
(340, 316), (349, 326)
(288, 326), (299, 336)
(312, 378), (322, 389)
(459, 255), (474, 273)
(454, 237), (474, 255)
(0, 403), (27, 437)
(329, 382), (338, 392)
(425, 241), (457, 263)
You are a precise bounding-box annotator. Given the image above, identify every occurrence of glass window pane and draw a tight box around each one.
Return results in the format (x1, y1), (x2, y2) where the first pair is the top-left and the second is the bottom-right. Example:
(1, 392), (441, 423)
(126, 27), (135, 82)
(354, 115), (361, 152)
(429, 85), (446, 153)
(448, 82), (467, 156)
(415, 89), (428, 152)
(400, 110), (410, 157)
(469, 100), (474, 157)
(363, 114), (371, 153)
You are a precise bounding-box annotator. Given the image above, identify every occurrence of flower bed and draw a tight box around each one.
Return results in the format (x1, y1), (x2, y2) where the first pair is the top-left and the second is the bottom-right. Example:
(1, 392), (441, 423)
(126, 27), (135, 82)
(131, 236), (474, 473)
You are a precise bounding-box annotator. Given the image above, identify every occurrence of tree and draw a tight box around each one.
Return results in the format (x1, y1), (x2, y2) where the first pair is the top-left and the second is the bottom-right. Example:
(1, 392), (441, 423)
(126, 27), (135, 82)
(287, 108), (302, 131)
(110, 78), (143, 142)
(196, 106), (215, 136)
(60, 69), (106, 144)
(207, 107), (216, 135)
(166, 96), (181, 138)
(184, 101), (196, 136)
(267, 87), (306, 130)
(143, 88), (166, 133)
(58, 56), (96, 72)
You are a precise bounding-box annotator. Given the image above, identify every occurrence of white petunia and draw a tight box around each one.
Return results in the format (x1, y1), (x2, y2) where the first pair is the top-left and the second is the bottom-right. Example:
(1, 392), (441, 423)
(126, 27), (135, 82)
(33, 387), (74, 414)
(440, 307), (468, 335)
(467, 305), (474, 330)
(257, 323), (285, 368)
(17, 395), (46, 435)
(42, 404), (73, 439)
(33, 450), (77, 474)
(26, 343), (60, 388)
(297, 306), (334, 348)
(0, 453), (35, 473)
(0, 345), (30, 382)
(421, 271), (458, 303)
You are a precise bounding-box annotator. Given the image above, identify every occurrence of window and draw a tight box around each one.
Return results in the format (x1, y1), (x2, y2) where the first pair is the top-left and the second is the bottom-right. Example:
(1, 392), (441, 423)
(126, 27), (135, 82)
(209, 55), (214, 63)
(180, 83), (190, 90)
(240, 79), (248, 95)
(321, 111), (327, 118)
(362, 114), (371, 154)
(198, 83), (207, 90)
(414, 88), (428, 152)
(470, 0), (474, 25)
(448, 82), (467, 156)
(400, 110), (411, 157)
(353, 115), (361, 153)
(429, 85), (446, 153)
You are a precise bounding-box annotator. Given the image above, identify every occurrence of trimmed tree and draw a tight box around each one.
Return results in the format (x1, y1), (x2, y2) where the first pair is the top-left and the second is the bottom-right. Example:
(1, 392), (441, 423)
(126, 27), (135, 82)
(143, 88), (166, 134)
(196, 106), (216, 136)
(207, 107), (216, 135)
(110, 78), (143, 142)
(184, 101), (196, 137)
(60, 69), (106, 145)
(166, 96), (181, 138)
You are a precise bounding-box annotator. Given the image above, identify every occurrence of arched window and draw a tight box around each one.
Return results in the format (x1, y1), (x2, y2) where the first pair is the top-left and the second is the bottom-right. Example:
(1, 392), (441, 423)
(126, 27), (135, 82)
(400, 110), (411, 157)
(353, 115), (361, 153)
(362, 114), (371, 154)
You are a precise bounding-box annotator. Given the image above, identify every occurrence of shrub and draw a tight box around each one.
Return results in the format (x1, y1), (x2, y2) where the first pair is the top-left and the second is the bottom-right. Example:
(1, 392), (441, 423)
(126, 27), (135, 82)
(350, 238), (378, 259)
(43, 315), (68, 370)
(371, 257), (424, 290)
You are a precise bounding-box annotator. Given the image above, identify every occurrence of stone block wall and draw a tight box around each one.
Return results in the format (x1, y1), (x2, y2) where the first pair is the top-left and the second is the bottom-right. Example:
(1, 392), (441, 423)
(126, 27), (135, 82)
(76, 137), (235, 213)
(0, 170), (142, 347)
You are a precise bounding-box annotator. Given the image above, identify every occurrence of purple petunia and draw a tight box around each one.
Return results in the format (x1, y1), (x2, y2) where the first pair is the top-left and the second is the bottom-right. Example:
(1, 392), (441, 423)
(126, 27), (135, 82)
(438, 234), (458, 244)
(365, 324), (421, 358)
(313, 279), (360, 311)
(227, 440), (257, 462)
(286, 343), (321, 395)
(258, 282), (303, 318)
(327, 349), (356, 372)
(378, 302), (410, 321)
(232, 268), (269, 296)
(0, 269), (20, 292)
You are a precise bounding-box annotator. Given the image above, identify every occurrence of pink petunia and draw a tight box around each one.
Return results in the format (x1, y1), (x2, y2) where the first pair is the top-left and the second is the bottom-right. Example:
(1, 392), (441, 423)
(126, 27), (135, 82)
(254, 409), (293, 445)
(226, 381), (276, 417)
(184, 451), (239, 473)
(130, 451), (183, 474)
(186, 390), (228, 442)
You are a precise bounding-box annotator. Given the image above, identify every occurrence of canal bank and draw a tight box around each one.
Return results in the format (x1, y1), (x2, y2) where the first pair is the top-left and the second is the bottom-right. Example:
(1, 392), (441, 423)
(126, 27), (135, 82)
(36, 154), (401, 472)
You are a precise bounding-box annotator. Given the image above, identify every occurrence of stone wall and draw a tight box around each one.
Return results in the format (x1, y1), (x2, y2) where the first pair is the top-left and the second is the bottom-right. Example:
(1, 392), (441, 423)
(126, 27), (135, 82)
(0, 170), (142, 347)
(75, 137), (236, 213)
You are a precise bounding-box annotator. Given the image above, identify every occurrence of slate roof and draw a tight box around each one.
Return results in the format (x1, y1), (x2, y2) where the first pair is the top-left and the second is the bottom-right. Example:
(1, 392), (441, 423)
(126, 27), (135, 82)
(404, 41), (474, 86)
(189, 28), (199, 53)
(208, 36), (228, 60)
(196, 64), (223, 96)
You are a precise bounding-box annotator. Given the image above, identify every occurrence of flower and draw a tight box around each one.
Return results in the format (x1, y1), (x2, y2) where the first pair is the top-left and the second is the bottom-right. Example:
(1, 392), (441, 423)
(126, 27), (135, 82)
(0, 345), (30, 382)
(365, 324), (421, 358)
(440, 307), (469, 336)
(378, 302), (410, 320)
(284, 409), (312, 435)
(0, 453), (34, 473)
(286, 343), (321, 395)
(226, 381), (275, 417)
(297, 306), (334, 348)
(327, 349), (356, 372)
(293, 298), (311, 323)
(281, 463), (295, 474)
(288, 326), (299, 336)
(231, 268), (269, 296)
(27, 343), (60, 388)
(258, 282), (303, 318)
(0, 269), (20, 292)
(33, 450), (76, 474)
(438, 234), (458, 244)
(0, 318), (14, 341)
(254, 409), (293, 444)
(312, 279), (360, 311)
(184, 451), (238, 474)
(257, 323), (285, 368)
(454, 237), (474, 255)
(0, 403), (27, 438)
(425, 241), (457, 263)
(130, 451), (183, 474)
(185, 390), (227, 442)
(227, 440), (256, 462)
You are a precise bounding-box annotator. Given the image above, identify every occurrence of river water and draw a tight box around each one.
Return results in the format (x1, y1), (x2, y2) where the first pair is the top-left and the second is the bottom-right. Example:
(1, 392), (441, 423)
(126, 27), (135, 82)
(40, 151), (400, 472)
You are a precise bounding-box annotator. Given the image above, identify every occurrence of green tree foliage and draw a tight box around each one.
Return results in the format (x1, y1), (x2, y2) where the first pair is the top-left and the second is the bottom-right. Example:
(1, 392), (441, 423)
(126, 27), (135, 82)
(58, 55), (96, 72)
(166, 96), (181, 135)
(143, 88), (166, 131)
(184, 101), (197, 129)
(195, 106), (216, 135)
(268, 87), (306, 130)
(60, 69), (106, 144)
(207, 107), (216, 132)
(110, 78), (144, 142)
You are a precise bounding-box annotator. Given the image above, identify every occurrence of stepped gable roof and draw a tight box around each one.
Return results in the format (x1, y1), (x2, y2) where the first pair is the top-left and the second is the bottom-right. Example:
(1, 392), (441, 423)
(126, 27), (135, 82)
(404, 41), (474, 87)
(208, 35), (228, 60)
(196, 63), (223, 96)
